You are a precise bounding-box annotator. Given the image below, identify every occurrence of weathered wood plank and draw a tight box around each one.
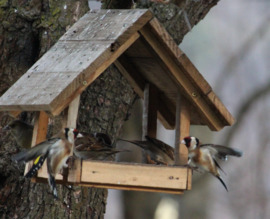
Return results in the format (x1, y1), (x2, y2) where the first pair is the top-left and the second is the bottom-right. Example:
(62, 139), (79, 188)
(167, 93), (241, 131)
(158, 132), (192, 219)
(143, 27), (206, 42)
(179, 99), (190, 165)
(187, 168), (192, 190)
(51, 32), (140, 115)
(60, 10), (152, 42)
(142, 83), (158, 139)
(78, 183), (184, 194)
(147, 18), (212, 95)
(0, 9), (152, 114)
(206, 91), (235, 126)
(0, 71), (81, 111)
(114, 56), (145, 98)
(140, 24), (224, 131)
(33, 177), (184, 194)
(81, 161), (188, 190)
(115, 55), (175, 129)
(66, 95), (81, 183)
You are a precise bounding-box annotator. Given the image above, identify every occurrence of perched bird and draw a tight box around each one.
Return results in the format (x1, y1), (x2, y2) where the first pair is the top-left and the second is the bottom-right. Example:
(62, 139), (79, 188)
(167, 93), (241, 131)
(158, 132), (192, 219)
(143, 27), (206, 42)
(74, 132), (129, 160)
(12, 128), (80, 198)
(4, 120), (33, 149)
(181, 136), (243, 191)
(119, 136), (174, 165)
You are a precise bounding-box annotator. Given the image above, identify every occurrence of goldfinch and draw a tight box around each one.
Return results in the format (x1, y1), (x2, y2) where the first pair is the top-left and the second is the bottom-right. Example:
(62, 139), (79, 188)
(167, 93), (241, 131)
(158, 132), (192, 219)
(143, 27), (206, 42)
(181, 136), (243, 191)
(12, 128), (80, 198)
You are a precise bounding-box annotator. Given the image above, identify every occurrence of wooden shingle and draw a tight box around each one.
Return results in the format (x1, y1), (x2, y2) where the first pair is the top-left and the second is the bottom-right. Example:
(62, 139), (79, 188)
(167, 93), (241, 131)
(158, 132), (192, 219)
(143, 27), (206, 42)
(0, 9), (234, 131)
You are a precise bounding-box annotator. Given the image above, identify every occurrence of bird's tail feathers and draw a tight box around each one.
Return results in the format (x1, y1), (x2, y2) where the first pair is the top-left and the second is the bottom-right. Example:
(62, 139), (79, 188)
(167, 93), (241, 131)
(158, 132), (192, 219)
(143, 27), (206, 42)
(48, 175), (58, 199)
(25, 155), (47, 178)
(118, 139), (146, 149)
(216, 175), (228, 192)
(213, 159), (226, 175)
(12, 142), (50, 163)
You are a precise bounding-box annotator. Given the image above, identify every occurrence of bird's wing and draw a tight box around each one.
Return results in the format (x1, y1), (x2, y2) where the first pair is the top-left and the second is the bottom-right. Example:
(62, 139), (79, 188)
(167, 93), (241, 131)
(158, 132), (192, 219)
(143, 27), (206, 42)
(74, 146), (128, 160)
(12, 138), (60, 162)
(75, 132), (112, 148)
(200, 144), (242, 160)
(145, 136), (175, 161)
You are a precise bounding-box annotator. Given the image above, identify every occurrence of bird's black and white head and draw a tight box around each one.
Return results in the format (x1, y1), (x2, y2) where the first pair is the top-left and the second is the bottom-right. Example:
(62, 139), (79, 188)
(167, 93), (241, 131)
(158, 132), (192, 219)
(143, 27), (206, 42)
(181, 136), (199, 150)
(64, 128), (81, 143)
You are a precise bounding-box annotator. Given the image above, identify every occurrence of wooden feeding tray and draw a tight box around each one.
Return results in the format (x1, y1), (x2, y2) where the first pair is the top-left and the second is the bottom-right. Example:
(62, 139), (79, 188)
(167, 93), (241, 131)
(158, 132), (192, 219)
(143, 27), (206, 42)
(0, 9), (234, 194)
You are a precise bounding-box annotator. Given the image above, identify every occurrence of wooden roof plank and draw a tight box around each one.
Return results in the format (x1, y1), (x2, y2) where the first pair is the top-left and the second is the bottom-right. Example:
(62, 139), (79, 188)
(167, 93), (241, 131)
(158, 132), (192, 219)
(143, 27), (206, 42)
(51, 31), (140, 115)
(60, 10), (153, 42)
(147, 18), (212, 95)
(140, 22), (230, 131)
(115, 54), (175, 129)
(0, 9), (152, 113)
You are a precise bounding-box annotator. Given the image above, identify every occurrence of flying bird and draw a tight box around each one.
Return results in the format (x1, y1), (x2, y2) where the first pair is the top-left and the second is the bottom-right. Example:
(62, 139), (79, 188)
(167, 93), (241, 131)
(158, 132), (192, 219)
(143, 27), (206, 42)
(119, 136), (174, 165)
(74, 132), (129, 161)
(12, 128), (80, 198)
(181, 136), (243, 191)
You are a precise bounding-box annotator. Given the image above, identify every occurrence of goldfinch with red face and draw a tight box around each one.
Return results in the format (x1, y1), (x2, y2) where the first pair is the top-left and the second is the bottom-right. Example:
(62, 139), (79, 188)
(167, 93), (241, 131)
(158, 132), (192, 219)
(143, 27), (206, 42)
(12, 128), (80, 198)
(119, 136), (174, 165)
(181, 136), (242, 191)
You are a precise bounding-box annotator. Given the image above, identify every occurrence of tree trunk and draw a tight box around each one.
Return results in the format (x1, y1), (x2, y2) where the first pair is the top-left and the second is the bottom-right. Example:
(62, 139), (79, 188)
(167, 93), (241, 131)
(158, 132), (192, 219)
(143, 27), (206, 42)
(0, 0), (219, 218)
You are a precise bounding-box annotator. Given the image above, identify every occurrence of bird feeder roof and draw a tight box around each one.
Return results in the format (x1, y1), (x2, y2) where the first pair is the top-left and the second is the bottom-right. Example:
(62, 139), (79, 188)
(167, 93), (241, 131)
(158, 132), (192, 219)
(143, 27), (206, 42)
(0, 9), (234, 131)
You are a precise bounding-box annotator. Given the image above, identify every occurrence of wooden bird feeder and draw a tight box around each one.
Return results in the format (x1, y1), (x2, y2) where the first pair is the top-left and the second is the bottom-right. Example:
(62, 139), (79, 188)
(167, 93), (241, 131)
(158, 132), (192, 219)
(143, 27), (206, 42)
(0, 9), (234, 194)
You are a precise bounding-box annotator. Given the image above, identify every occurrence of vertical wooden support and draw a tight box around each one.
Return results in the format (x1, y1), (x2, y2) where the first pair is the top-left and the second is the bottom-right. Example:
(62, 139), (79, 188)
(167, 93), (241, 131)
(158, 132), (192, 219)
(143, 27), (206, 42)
(174, 95), (192, 190)
(31, 111), (49, 146)
(63, 95), (81, 184)
(174, 96), (190, 165)
(25, 111), (49, 181)
(142, 83), (158, 139)
(142, 83), (158, 163)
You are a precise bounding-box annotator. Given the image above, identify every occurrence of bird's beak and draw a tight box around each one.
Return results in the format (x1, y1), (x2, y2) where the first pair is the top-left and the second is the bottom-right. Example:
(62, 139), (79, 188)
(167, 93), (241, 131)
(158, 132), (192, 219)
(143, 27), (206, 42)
(3, 125), (10, 131)
(181, 140), (185, 144)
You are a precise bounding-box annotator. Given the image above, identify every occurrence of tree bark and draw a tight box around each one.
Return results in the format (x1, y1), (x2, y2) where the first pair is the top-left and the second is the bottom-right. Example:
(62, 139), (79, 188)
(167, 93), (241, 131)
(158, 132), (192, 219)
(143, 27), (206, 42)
(0, 0), (219, 218)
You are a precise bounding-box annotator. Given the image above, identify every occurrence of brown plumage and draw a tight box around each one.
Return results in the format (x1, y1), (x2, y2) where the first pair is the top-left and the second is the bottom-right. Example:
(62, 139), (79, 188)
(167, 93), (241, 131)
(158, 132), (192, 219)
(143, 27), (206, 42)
(74, 132), (128, 161)
(119, 136), (174, 165)
(181, 136), (243, 191)
(12, 128), (80, 198)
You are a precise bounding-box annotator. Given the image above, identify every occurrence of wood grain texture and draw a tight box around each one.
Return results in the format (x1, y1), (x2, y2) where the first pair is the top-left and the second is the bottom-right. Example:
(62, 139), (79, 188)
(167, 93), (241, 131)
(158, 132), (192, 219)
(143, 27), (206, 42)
(142, 84), (158, 139)
(179, 99), (190, 165)
(115, 54), (175, 129)
(0, 9), (233, 131)
(0, 9), (152, 114)
(148, 18), (212, 95)
(64, 95), (81, 183)
(81, 161), (188, 191)
(140, 22), (230, 131)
